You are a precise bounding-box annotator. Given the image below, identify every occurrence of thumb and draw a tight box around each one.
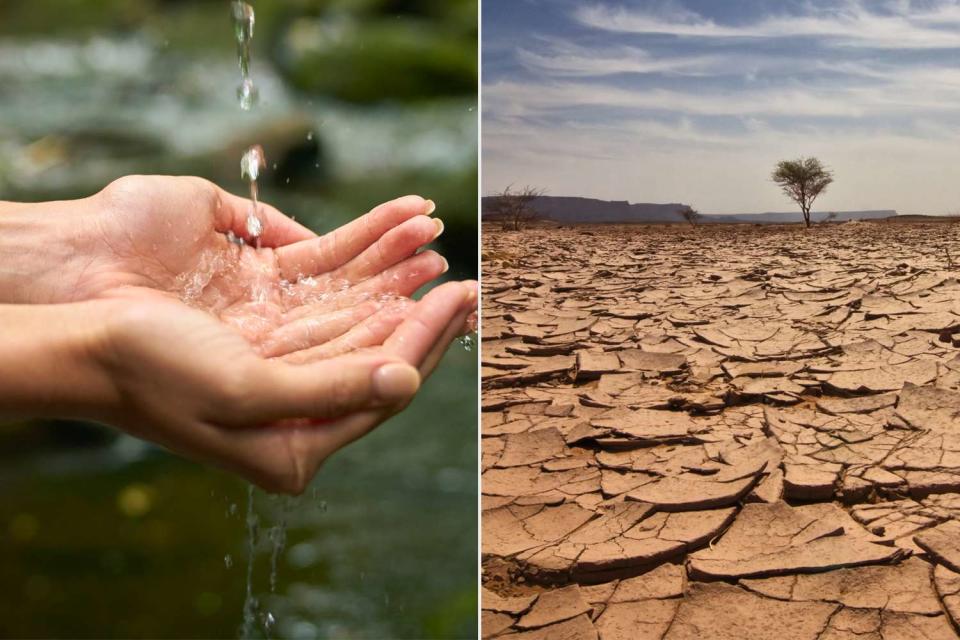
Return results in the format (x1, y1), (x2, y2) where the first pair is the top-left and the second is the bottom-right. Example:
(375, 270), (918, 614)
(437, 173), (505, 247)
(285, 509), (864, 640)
(223, 355), (421, 426)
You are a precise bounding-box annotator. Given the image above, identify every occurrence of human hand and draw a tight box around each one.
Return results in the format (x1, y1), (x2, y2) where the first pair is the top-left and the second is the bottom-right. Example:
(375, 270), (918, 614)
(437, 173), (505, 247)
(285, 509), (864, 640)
(0, 277), (474, 494)
(0, 175), (454, 358)
(0, 176), (476, 492)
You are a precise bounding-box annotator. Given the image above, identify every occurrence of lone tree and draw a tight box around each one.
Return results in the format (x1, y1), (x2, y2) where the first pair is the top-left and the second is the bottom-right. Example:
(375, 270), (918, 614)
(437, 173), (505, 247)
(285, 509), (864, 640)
(677, 206), (702, 227)
(771, 157), (834, 228)
(488, 184), (545, 231)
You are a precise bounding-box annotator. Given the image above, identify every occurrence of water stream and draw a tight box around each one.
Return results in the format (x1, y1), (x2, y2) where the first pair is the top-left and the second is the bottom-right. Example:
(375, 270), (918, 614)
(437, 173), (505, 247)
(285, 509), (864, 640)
(239, 484), (260, 638)
(231, 3), (282, 637)
(240, 143), (265, 244)
(225, 2), (470, 635)
(231, 1), (258, 111)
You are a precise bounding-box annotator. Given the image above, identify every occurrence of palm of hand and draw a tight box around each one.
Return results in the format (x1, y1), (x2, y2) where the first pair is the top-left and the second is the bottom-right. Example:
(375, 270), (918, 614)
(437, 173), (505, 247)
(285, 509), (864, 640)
(75, 176), (447, 362)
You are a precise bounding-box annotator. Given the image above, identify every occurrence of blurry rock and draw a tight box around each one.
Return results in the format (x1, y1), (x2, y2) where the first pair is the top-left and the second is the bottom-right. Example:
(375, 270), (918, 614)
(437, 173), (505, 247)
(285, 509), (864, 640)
(275, 17), (475, 103)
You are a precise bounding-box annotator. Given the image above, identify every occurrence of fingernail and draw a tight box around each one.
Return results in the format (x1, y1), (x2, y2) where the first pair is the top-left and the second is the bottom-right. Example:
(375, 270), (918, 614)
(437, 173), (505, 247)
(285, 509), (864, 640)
(465, 284), (478, 306)
(424, 199), (436, 215)
(432, 218), (445, 240)
(374, 363), (421, 402)
(441, 256), (449, 273)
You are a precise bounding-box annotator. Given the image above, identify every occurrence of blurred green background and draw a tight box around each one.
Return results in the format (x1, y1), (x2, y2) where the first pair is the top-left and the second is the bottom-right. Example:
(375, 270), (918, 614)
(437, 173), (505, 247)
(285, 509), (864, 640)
(0, 1), (477, 638)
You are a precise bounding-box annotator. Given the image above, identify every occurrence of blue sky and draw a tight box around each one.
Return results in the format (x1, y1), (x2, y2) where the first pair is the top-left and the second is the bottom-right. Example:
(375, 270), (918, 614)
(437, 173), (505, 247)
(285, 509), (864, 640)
(482, 0), (960, 214)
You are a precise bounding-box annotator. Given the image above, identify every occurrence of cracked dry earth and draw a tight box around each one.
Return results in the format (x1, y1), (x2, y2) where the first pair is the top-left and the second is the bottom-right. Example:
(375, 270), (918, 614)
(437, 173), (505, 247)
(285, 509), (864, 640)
(480, 222), (960, 640)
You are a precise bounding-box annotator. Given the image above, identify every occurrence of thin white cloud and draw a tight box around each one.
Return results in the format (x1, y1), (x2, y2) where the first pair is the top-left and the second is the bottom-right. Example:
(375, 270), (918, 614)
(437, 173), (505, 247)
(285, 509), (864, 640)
(574, 0), (960, 49)
(516, 40), (722, 77)
(485, 79), (872, 118)
(514, 38), (918, 81)
(486, 48), (960, 121)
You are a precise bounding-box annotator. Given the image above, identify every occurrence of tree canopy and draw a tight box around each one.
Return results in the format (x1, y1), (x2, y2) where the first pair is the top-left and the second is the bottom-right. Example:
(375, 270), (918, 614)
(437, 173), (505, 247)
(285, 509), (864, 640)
(677, 206), (702, 227)
(772, 157), (834, 228)
(488, 185), (544, 231)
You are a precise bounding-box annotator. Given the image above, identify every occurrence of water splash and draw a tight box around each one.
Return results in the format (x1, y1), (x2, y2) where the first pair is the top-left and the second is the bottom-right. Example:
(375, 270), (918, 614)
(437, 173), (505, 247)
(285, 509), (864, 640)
(458, 332), (476, 352)
(174, 247), (235, 305)
(231, 2), (258, 110)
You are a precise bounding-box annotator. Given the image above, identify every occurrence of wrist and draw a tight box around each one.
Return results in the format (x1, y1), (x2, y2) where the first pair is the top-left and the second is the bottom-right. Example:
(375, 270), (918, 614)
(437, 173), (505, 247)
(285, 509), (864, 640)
(0, 197), (98, 304)
(0, 301), (118, 421)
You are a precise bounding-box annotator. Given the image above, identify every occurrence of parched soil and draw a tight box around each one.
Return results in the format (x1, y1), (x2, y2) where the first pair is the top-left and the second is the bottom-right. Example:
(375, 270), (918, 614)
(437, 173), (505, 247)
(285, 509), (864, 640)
(481, 221), (960, 639)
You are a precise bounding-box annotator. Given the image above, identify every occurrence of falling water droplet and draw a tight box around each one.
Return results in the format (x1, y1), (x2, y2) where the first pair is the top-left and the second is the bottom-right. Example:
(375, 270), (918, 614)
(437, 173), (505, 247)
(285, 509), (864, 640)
(309, 486), (328, 513)
(459, 333), (475, 352)
(246, 212), (263, 238)
(240, 145), (266, 242)
(237, 78), (259, 111)
(224, 554), (233, 569)
(240, 144), (264, 182)
(306, 131), (314, 141)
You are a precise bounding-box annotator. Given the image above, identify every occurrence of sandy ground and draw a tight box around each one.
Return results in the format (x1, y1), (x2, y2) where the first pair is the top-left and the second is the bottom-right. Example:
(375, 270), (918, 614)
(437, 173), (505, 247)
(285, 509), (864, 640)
(481, 221), (960, 639)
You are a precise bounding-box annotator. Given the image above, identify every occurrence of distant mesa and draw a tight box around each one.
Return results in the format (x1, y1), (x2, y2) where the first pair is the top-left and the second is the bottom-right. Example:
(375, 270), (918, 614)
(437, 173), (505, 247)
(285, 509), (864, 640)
(481, 195), (897, 225)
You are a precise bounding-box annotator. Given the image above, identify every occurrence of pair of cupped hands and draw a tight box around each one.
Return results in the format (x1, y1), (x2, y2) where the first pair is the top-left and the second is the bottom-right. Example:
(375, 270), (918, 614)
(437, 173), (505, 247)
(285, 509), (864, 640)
(0, 176), (476, 493)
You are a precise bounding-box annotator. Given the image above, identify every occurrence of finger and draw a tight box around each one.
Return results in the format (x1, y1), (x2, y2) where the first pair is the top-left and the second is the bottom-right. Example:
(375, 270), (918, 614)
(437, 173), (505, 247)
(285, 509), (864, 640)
(382, 281), (470, 366)
(218, 354), (421, 426)
(275, 195), (435, 280)
(215, 187), (316, 247)
(279, 301), (411, 364)
(418, 283), (478, 379)
(334, 215), (443, 283)
(258, 299), (386, 358)
(347, 250), (448, 299)
(419, 308), (472, 379)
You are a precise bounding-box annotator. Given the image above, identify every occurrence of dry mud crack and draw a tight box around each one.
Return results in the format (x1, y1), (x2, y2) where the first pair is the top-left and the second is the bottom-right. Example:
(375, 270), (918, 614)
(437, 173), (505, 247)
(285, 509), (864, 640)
(481, 222), (960, 639)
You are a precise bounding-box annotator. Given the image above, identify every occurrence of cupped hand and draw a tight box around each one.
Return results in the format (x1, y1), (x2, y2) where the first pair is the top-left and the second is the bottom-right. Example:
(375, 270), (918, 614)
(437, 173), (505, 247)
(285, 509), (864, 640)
(89, 278), (474, 494)
(52, 175), (452, 358)
(0, 175), (477, 492)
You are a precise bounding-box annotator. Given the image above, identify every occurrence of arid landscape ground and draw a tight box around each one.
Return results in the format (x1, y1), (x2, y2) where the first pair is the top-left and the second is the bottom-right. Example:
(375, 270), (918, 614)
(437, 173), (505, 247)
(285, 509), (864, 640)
(481, 220), (960, 639)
